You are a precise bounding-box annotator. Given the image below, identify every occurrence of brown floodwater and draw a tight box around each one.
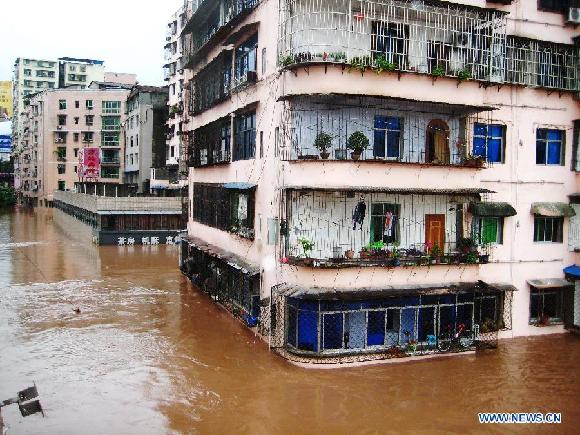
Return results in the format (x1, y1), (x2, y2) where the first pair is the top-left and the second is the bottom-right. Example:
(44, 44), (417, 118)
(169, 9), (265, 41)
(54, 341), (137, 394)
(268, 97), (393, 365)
(1, 208), (579, 434)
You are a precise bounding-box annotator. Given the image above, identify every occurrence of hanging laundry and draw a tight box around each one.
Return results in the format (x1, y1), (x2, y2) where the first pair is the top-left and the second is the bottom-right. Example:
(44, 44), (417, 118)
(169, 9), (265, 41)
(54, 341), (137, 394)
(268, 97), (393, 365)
(384, 212), (394, 238)
(352, 200), (367, 230)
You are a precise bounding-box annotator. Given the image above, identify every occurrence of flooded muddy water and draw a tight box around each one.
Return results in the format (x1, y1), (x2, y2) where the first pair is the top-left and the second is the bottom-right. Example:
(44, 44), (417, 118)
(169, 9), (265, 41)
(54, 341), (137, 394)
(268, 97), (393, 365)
(1, 209), (579, 434)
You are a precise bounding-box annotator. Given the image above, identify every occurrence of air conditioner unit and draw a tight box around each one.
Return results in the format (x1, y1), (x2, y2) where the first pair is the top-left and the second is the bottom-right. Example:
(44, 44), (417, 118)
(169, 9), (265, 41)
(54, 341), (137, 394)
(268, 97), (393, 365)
(568, 8), (580, 24)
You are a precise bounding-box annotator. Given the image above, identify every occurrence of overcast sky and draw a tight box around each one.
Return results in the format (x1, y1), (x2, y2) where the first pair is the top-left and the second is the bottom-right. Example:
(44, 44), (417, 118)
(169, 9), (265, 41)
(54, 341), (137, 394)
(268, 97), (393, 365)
(0, 0), (184, 86)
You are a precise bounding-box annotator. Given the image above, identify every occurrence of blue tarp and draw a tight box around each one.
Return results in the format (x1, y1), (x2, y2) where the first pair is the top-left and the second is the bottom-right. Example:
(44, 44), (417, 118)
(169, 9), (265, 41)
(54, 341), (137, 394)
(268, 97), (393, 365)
(563, 265), (580, 279)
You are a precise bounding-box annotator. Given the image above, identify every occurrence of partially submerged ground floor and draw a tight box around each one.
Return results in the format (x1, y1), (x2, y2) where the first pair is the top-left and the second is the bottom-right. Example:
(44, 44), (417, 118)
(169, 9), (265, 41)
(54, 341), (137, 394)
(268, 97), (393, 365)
(180, 236), (578, 365)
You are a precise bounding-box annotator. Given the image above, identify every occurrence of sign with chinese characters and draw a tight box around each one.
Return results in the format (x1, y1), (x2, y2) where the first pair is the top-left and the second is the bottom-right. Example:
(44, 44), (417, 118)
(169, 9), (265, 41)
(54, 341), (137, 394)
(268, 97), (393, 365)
(78, 147), (101, 180)
(116, 234), (182, 246)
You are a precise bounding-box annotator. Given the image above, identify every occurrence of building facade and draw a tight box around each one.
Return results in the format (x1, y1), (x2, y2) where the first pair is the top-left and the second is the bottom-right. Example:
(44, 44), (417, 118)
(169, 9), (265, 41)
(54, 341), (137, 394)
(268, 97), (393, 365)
(156, 1), (193, 192)
(0, 81), (12, 119)
(178, 0), (579, 364)
(124, 86), (169, 192)
(16, 84), (129, 206)
(58, 57), (106, 89)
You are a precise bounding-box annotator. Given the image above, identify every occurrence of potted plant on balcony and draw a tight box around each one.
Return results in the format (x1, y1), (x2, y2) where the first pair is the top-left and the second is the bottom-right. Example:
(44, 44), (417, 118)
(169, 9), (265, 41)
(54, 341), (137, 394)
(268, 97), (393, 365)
(314, 131), (332, 160)
(430, 244), (444, 264)
(347, 131), (369, 161)
(298, 237), (315, 266)
(345, 249), (355, 259)
(390, 245), (401, 267)
(373, 55), (397, 75)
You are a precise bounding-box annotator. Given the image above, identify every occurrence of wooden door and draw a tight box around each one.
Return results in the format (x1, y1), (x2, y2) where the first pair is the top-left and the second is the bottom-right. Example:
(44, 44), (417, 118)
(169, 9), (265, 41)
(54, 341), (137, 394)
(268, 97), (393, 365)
(425, 214), (445, 251)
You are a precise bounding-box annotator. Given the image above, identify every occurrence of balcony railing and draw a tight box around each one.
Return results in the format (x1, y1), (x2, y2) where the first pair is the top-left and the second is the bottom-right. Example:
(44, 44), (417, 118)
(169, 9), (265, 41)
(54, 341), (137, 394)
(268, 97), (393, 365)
(191, 116), (231, 167)
(189, 52), (232, 114)
(278, 0), (580, 92)
(182, 0), (261, 68)
(283, 188), (493, 268)
(280, 95), (492, 166)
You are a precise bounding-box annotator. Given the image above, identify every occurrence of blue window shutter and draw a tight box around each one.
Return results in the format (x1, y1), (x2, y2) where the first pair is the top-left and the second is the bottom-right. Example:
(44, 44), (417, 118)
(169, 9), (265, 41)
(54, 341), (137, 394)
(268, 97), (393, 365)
(474, 123), (487, 136)
(487, 138), (501, 162)
(374, 116), (386, 158)
(536, 139), (546, 164)
(473, 137), (486, 157)
(547, 140), (561, 164)
(386, 130), (400, 158)
(547, 129), (562, 141)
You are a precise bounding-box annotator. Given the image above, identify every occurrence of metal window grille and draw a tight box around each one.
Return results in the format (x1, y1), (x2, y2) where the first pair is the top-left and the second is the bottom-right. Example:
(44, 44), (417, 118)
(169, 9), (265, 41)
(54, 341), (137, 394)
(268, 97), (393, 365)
(192, 116), (232, 167)
(280, 95), (491, 164)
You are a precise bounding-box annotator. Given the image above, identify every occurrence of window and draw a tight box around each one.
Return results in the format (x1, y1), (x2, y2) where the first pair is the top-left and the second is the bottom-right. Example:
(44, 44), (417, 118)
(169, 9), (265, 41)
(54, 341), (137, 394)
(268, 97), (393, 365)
(533, 217), (563, 243)
(58, 115), (67, 126)
(259, 131), (264, 158)
(538, 0), (566, 13)
(86, 100), (93, 110)
(474, 217), (503, 245)
(24, 69), (31, 76)
(70, 65), (77, 72)
(136, 134), (139, 147)
(370, 203), (400, 244)
(374, 116), (402, 159)
(473, 123), (505, 163)
(74, 117), (79, 125)
(58, 180), (66, 191)
(530, 288), (564, 324)
(58, 164), (66, 175)
(59, 100), (67, 110)
(101, 167), (120, 179)
(75, 101), (80, 109)
(130, 136), (134, 147)
(73, 133), (79, 142)
(85, 115), (94, 126)
(102, 101), (121, 114)
(262, 47), (267, 74)
(536, 129), (564, 165)
(102, 132), (120, 146)
(371, 22), (409, 66)
(74, 148), (79, 157)
(234, 112), (256, 161)
(235, 34), (258, 81)
(82, 132), (94, 143)
(102, 116), (121, 131)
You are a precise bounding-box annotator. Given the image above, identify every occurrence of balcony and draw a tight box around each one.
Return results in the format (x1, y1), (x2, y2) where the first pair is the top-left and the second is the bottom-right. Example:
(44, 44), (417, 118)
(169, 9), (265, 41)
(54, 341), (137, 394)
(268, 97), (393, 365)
(191, 116), (231, 167)
(282, 187), (510, 268)
(189, 52), (232, 115)
(181, 0), (261, 68)
(280, 95), (493, 166)
(278, 0), (580, 92)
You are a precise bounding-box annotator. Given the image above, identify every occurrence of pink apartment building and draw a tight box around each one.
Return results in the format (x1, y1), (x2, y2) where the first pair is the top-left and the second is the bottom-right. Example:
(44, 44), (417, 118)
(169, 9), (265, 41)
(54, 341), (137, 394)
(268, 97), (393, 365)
(16, 83), (130, 206)
(178, 0), (580, 364)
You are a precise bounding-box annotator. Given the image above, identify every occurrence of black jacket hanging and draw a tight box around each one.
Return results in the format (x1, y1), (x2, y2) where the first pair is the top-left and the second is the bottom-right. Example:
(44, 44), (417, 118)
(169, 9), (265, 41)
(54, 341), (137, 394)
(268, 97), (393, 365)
(352, 201), (366, 230)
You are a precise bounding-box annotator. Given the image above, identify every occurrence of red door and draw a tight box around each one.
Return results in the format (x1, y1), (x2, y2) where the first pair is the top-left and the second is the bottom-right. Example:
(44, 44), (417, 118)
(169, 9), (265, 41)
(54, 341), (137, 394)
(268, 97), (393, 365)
(425, 214), (445, 251)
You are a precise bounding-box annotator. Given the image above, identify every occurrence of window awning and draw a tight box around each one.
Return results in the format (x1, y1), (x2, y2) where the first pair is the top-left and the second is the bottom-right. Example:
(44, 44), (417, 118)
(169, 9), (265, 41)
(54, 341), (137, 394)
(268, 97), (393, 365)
(275, 281), (517, 301)
(469, 202), (517, 217)
(527, 279), (573, 289)
(531, 202), (576, 217)
(223, 182), (257, 190)
(184, 235), (259, 276)
(563, 265), (580, 279)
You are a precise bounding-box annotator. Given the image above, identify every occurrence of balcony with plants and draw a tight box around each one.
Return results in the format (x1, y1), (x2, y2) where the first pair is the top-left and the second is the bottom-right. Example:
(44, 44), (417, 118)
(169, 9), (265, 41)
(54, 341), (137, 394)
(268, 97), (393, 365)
(280, 188), (516, 269)
(278, 0), (579, 92)
(280, 95), (492, 168)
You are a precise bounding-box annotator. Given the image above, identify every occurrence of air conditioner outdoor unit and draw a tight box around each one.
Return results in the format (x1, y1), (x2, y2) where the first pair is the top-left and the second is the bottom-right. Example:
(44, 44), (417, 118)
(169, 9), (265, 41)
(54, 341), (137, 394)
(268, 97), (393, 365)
(568, 8), (580, 24)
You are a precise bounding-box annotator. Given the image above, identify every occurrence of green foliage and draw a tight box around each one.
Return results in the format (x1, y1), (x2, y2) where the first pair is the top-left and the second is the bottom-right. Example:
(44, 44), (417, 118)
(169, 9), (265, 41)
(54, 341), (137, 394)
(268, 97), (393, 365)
(346, 131), (370, 153)
(457, 68), (472, 81)
(432, 65), (445, 77)
(466, 252), (479, 264)
(373, 55), (397, 74)
(348, 56), (371, 74)
(330, 52), (346, 62)
(430, 243), (444, 258)
(298, 237), (315, 258)
(0, 184), (16, 207)
(280, 54), (296, 66)
(313, 131), (332, 151)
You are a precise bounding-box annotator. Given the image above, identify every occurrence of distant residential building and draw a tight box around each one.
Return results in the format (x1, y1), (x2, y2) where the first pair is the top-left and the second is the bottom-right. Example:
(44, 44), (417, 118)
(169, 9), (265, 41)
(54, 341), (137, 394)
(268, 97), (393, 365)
(162, 1), (192, 188)
(124, 85), (169, 192)
(16, 84), (130, 207)
(0, 81), (12, 119)
(104, 72), (138, 86)
(58, 57), (106, 89)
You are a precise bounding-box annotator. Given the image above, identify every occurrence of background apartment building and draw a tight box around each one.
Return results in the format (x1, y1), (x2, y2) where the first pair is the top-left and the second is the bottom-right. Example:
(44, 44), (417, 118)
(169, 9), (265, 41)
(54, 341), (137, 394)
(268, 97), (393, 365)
(177, 0), (580, 363)
(17, 84), (130, 206)
(58, 57), (106, 89)
(157, 1), (193, 192)
(0, 81), (13, 119)
(124, 85), (169, 192)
